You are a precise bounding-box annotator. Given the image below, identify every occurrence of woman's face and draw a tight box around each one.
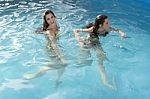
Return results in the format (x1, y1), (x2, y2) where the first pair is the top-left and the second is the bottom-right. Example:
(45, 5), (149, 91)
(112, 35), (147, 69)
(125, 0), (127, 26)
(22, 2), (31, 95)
(102, 18), (109, 29)
(45, 13), (56, 25)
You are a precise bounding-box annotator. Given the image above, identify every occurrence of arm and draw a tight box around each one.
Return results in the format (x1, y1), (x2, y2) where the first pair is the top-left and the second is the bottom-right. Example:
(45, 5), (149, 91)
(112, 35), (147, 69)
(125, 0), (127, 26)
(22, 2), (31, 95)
(35, 27), (44, 34)
(73, 27), (93, 46)
(110, 27), (126, 38)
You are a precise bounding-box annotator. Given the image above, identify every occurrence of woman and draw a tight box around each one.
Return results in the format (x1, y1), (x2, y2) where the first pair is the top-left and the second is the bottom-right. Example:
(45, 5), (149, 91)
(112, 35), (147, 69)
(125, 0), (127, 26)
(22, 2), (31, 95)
(24, 10), (67, 84)
(73, 15), (126, 89)
(35, 10), (66, 63)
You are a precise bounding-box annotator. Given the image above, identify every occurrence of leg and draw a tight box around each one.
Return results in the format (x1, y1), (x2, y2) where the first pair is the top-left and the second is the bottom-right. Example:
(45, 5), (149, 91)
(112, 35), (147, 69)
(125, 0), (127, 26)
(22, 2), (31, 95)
(55, 66), (66, 88)
(76, 48), (93, 67)
(74, 37), (93, 66)
(95, 45), (116, 89)
(23, 66), (51, 80)
(23, 45), (56, 80)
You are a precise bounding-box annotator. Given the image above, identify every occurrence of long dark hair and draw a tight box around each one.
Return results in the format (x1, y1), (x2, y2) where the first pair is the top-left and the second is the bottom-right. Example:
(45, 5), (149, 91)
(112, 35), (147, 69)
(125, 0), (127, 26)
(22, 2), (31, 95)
(43, 10), (56, 31)
(86, 15), (108, 36)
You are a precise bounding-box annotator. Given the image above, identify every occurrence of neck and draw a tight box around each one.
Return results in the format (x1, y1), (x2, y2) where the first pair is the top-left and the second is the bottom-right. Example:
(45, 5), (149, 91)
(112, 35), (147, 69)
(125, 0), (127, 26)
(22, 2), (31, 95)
(98, 27), (105, 31)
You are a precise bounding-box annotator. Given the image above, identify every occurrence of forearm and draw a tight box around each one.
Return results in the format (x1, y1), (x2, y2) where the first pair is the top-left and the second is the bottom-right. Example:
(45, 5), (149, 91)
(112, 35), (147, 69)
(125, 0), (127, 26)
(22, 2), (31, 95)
(35, 27), (44, 34)
(110, 27), (126, 37)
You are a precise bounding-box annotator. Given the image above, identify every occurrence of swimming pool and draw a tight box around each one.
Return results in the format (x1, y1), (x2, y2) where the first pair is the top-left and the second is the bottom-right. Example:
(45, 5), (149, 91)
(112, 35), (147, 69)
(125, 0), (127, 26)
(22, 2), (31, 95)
(0, 0), (150, 99)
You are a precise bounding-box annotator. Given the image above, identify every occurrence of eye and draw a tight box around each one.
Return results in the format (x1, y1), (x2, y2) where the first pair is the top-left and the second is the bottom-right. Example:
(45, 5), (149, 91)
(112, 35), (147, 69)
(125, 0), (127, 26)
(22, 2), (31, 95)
(51, 16), (54, 18)
(46, 18), (50, 20)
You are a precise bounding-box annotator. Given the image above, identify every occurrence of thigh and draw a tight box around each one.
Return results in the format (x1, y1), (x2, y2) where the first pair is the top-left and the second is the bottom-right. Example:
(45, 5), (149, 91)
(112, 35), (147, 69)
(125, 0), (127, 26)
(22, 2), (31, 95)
(94, 45), (106, 64)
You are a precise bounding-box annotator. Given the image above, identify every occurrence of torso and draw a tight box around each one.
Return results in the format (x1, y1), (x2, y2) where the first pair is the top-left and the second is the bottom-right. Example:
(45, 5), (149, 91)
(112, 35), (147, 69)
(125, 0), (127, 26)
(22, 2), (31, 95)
(45, 29), (59, 50)
(88, 26), (112, 45)
(46, 23), (59, 37)
(83, 27), (113, 48)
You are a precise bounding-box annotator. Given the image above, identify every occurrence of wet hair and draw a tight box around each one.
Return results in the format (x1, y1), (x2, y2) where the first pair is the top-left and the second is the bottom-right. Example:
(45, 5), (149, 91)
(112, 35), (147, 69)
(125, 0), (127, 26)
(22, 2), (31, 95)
(43, 10), (56, 31)
(86, 15), (109, 37)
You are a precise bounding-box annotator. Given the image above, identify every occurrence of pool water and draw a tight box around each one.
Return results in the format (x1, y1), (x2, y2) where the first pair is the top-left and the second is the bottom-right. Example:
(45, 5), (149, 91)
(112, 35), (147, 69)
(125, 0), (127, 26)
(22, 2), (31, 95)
(0, 0), (150, 99)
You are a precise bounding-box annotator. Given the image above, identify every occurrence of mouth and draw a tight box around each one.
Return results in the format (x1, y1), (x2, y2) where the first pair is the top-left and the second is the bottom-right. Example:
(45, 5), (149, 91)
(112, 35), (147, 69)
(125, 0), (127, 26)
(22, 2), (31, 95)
(50, 20), (54, 24)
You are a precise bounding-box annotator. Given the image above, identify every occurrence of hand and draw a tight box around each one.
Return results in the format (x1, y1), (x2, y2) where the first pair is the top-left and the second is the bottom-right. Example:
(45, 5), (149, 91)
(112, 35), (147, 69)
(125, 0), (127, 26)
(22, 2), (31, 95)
(73, 29), (84, 47)
(73, 29), (80, 34)
(35, 27), (43, 33)
(119, 30), (126, 38)
(73, 29), (81, 41)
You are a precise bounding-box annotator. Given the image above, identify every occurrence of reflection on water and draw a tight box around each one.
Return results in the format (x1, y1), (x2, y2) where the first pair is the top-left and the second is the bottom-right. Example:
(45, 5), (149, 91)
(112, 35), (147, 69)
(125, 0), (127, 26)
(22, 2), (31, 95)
(0, 79), (33, 91)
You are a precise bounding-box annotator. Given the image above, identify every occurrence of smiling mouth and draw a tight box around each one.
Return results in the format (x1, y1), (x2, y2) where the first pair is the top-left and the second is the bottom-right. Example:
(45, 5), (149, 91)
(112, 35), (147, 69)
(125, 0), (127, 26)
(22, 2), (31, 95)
(50, 21), (54, 24)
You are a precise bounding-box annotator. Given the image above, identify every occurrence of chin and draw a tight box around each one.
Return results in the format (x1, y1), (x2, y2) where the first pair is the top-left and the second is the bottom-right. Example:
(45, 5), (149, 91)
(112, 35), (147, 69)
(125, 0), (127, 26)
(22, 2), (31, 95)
(51, 21), (54, 24)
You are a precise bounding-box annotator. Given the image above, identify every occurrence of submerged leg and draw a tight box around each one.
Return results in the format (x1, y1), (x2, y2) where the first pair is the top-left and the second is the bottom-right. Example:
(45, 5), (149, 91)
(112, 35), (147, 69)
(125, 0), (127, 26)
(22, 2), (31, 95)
(95, 45), (116, 89)
(98, 64), (116, 89)
(76, 47), (93, 67)
(23, 66), (51, 80)
(55, 67), (66, 89)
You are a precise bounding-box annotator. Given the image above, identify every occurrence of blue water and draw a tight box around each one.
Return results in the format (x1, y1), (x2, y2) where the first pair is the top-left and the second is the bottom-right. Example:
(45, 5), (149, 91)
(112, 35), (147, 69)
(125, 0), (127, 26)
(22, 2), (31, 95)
(0, 0), (150, 99)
